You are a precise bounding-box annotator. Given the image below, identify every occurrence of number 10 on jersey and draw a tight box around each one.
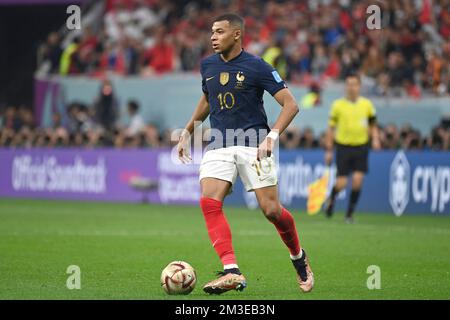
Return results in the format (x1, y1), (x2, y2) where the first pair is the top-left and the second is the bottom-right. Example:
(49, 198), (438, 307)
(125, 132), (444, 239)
(217, 92), (235, 110)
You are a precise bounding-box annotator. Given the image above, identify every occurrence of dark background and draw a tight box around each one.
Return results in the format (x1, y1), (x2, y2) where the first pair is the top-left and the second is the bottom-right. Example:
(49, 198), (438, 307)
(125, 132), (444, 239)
(0, 5), (69, 109)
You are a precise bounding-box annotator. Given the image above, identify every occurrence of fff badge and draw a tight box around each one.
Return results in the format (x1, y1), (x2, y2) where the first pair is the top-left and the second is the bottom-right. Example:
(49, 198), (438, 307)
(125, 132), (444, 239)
(220, 72), (229, 85)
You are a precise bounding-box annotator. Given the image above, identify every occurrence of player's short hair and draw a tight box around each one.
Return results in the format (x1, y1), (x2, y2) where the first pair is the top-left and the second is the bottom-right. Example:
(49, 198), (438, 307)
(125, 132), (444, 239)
(213, 13), (244, 32)
(346, 73), (361, 83)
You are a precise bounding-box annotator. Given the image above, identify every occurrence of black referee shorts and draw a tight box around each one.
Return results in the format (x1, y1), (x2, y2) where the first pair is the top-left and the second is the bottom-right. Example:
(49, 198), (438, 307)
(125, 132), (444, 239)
(335, 143), (369, 176)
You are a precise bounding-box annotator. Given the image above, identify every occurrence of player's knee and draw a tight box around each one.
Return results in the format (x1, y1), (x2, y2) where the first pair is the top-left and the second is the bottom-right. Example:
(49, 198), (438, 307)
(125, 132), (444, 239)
(200, 189), (222, 201)
(201, 191), (214, 199)
(352, 178), (364, 189)
(261, 201), (282, 222)
(352, 181), (362, 189)
(336, 178), (348, 190)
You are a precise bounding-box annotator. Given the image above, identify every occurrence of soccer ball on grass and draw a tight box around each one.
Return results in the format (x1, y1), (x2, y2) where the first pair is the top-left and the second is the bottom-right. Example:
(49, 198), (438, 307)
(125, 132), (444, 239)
(160, 261), (197, 295)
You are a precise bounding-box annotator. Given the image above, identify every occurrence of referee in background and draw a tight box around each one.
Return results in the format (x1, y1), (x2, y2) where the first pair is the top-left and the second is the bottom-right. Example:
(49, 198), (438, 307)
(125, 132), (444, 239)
(324, 74), (381, 223)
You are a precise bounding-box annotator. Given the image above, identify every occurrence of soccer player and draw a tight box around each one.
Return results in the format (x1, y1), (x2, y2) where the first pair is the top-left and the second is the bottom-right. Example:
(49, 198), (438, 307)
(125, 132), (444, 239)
(177, 14), (314, 294)
(324, 74), (381, 223)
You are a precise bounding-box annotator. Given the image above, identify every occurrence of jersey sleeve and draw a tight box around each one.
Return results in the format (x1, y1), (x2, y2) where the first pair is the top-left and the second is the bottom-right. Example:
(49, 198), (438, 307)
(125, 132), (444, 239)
(200, 61), (208, 95)
(257, 59), (287, 96)
(367, 99), (377, 124)
(329, 101), (339, 127)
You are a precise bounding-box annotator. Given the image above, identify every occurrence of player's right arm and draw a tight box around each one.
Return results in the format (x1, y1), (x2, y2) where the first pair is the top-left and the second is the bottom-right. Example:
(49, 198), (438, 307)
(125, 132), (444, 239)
(367, 99), (381, 150)
(324, 128), (335, 166)
(325, 101), (338, 166)
(177, 94), (210, 163)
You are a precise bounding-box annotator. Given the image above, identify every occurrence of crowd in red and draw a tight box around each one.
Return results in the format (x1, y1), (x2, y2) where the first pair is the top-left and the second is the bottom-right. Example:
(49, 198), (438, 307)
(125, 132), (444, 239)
(36, 0), (450, 98)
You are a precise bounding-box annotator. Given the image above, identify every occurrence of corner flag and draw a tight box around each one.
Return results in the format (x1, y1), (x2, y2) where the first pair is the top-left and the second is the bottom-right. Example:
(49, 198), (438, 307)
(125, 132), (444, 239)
(306, 168), (330, 215)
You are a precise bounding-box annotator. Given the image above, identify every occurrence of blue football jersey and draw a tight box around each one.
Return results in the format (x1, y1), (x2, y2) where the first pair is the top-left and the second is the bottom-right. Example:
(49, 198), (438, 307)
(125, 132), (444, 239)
(200, 50), (287, 148)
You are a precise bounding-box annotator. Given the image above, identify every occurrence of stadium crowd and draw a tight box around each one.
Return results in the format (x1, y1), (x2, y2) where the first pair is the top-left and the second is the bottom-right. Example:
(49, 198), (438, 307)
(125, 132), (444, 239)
(1, 101), (449, 150)
(36, 0), (450, 98)
(19, 0), (450, 151)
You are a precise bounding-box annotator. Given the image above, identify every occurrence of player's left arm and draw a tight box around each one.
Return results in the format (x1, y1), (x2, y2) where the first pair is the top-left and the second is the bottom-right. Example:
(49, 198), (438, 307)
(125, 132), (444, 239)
(369, 121), (381, 150)
(271, 88), (299, 137)
(257, 88), (299, 160)
(368, 100), (381, 150)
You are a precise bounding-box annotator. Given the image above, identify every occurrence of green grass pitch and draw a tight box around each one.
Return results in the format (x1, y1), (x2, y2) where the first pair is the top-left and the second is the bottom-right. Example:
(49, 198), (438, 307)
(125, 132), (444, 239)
(0, 198), (449, 300)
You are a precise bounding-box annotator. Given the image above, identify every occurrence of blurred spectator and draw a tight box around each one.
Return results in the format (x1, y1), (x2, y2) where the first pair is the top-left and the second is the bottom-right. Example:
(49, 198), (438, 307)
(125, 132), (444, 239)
(262, 39), (287, 79)
(426, 50), (446, 95)
(99, 40), (127, 75)
(49, 112), (69, 147)
(381, 124), (401, 150)
(286, 44), (311, 82)
(177, 21), (207, 71)
(427, 124), (450, 150)
(404, 79), (422, 99)
(143, 123), (161, 147)
(94, 79), (118, 132)
(76, 26), (99, 74)
(300, 83), (321, 109)
(67, 103), (82, 134)
(114, 100), (149, 148)
(439, 2), (450, 39)
(311, 45), (329, 77)
(385, 51), (409, 95)
(398, 124), (423, 150)
(370, 72), (391, 97)
(104, 0), (134, 42)
(340, 47), (360, 79)
(141, 26), (175, 75)
(59, 36), (81, 75)
(361, 46), (385, 79)
(161, 127), (178, 147)
(3, 106), (22, 132)
(279, 126), (301, 149)
(37, 32), (62, 75)
(324, 49), (341, 80)
(124, 100), (145, 136)
(299, 127), (318, 149)
(18, 106), (35, 130)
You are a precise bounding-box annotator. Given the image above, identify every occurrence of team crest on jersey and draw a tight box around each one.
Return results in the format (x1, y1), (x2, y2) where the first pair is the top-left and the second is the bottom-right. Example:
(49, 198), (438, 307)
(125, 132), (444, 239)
(235, 71), (245, 89)
(220, 72), (229, 85)
(236, 71), (245, 82)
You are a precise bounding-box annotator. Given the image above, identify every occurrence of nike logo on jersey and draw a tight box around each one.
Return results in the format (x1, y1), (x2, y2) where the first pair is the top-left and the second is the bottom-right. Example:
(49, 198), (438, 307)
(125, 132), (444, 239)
(206, 76), (215, 81)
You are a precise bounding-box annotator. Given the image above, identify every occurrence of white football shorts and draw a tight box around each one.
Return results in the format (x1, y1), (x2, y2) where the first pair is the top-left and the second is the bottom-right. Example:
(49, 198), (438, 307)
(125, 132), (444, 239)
(199, 146), (278, 192)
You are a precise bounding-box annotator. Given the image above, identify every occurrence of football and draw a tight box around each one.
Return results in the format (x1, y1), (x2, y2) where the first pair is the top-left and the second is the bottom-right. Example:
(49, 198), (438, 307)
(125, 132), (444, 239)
(160, 261), (197, 295)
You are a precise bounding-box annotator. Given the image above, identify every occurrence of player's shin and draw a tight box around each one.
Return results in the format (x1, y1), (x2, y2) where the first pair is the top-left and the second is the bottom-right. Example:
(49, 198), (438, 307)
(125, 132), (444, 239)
(347, 189), (361, 218)
(271, 207), (301, 257)
(325, 186), (339, 217)
(199, 197), (237, 268)
(271, 207), (314, 291)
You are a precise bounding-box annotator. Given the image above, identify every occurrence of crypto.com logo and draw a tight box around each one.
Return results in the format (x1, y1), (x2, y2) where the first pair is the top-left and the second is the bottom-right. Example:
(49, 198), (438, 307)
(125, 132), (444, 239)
(389, 151), (410, 216)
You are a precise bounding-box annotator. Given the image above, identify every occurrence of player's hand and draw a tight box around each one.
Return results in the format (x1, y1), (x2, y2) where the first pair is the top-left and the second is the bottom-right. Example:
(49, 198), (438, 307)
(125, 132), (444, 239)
(257, 137), (274, 161)
(372, 139), (381, 151)
(177, 130), (192, 164)
(324, 150), (333, 166)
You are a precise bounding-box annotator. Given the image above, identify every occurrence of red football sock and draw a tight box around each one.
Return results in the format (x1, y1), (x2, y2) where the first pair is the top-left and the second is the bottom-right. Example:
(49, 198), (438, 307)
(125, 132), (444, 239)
(272, 207), (301, 257)
(200, 197), (237, 266)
